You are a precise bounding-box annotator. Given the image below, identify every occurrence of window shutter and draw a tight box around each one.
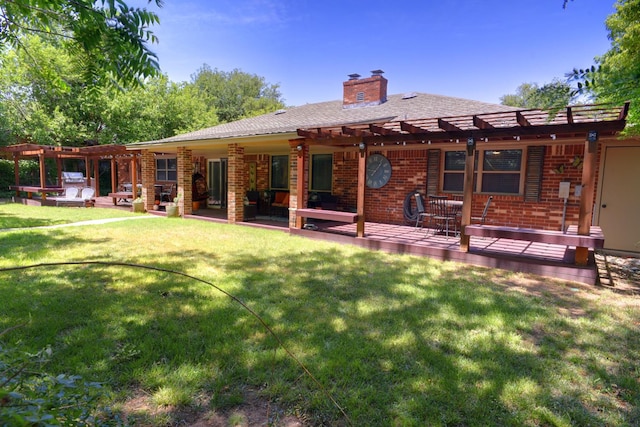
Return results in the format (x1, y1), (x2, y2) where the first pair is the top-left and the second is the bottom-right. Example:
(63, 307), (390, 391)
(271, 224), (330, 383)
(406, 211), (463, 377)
(427, 149), (440, 196)
(524, 146), (544, 202)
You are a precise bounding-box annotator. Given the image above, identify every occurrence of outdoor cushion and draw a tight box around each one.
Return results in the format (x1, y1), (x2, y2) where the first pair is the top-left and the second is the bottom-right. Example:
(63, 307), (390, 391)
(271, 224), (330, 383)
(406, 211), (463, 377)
(274, 192), (287, 204)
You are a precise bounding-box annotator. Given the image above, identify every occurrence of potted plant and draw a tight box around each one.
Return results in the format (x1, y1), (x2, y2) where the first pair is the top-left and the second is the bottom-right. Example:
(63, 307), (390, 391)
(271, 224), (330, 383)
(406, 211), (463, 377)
(132, 196), (145, 213)
(166, 193), (181, 218)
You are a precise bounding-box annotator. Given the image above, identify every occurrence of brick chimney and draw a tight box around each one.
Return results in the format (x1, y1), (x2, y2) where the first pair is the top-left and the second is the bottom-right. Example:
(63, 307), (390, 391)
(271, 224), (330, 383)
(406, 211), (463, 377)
(342, 70), (388, 109)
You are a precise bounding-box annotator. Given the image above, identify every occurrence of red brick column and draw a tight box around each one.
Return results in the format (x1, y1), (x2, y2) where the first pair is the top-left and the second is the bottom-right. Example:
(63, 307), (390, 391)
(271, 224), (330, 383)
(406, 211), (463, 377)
(140, 150), (156, 212)
(290, 141), (307, 228)
(227, 143), (244, 223)
(177, 147), (193, 216)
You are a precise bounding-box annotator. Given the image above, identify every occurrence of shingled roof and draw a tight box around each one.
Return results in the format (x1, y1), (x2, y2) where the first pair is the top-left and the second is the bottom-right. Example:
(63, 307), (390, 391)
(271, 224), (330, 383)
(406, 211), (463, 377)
(132, 92), (516, 146)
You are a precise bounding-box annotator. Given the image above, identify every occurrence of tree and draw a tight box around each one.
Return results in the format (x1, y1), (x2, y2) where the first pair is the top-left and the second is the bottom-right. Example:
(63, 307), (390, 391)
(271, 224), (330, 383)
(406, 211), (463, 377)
(0, 34), (218, 146)
(500, 80), (573, 109)
(191, 65), (286, 123)
(0, 0), (162, 89)
(566, 0), (640, 134)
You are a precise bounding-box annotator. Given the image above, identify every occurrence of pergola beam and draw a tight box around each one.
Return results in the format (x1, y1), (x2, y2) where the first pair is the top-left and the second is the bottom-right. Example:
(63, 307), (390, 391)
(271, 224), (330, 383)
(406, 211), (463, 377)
(438, 118), (463, 132)
(473, 115), (495, 129)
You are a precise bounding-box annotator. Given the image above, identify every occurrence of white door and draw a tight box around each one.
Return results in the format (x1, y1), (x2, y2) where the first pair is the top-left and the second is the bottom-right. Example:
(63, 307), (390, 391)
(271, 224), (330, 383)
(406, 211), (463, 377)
(598, 146), (640, 253)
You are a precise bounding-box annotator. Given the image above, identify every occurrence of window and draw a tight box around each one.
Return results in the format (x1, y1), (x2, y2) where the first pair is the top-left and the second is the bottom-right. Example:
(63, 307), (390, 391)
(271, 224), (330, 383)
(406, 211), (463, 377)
(442, 149), (523, 194)
(481, 149), (522, 193)
(156, 158), (177, 181)
(311, 154), (332, 192)
(270, 155), (289, 189)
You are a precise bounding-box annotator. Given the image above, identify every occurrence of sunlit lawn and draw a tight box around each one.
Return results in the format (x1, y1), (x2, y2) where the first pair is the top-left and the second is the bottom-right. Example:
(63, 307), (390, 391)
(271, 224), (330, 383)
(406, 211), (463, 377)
(1, 203), (639, 425)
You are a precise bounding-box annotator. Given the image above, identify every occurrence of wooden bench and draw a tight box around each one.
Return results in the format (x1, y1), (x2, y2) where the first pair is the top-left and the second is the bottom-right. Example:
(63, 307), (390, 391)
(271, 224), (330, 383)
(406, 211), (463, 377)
(10, 185), (64, 201)
(296, 208), (358, 223)
(107, 192), (134, 205)
(464, 224), (604, 249)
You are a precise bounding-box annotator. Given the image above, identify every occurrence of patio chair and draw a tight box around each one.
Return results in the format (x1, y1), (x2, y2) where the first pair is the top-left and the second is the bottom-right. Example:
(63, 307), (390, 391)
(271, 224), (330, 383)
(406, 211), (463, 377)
(54, 187), (91, 207)
(471, 196), (493, 224)
(160, 184), (174, 202)
(414, 192), (435, 232)
(81, 187), (95, 201)
(430, 195), (458, 238)
(59, 187), (79, 200)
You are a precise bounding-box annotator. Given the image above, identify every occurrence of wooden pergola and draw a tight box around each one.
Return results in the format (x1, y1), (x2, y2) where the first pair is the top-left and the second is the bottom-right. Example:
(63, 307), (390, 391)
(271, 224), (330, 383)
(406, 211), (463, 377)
(1, 143), (140, 199)
(294, 102), (630, 265)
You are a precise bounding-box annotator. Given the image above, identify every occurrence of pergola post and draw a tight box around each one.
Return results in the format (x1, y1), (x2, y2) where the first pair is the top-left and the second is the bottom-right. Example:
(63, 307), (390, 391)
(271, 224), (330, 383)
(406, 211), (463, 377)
(38, 153), (46, 188)
(13, 154), (20, 197)
(459, 138), (476, 252)
(55, 157), (62, 186)
(93, 157), (100, 195)
(575, 133), (599, 265)
(130, 155), (137, 197)
(356, 143), (366, 238)
(84, 156), (91, 187)
(110, 158), (117, 194)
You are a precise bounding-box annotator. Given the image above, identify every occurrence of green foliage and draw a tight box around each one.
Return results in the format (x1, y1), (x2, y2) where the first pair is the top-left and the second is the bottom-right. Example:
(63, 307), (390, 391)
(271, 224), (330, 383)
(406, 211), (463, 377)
(0, 38), (218, 145)
(191, 64), (286, 123)
(500, 80), (573, 109)
(566, 0), (640, 134)
(0, 159), (45, 197)
(0, 328), (124, 426)
(0, 0), (162, 90)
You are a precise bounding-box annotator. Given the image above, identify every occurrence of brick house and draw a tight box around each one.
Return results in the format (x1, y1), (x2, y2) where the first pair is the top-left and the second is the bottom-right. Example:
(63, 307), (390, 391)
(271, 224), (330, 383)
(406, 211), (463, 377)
(129, 71), (639, 253)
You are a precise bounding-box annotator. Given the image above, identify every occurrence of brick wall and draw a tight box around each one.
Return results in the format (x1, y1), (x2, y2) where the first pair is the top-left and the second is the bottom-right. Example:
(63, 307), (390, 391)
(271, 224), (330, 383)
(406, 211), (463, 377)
(177, 147), (193, 216)
(330, 144), (593, 230)
(140, 150), (156, 211)
(227, 144), (244, 223)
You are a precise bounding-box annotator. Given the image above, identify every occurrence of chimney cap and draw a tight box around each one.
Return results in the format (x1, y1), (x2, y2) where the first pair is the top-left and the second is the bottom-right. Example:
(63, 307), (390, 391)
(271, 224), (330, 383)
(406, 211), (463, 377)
(348, 73), (361, 80)
(371, 69), (384, 76)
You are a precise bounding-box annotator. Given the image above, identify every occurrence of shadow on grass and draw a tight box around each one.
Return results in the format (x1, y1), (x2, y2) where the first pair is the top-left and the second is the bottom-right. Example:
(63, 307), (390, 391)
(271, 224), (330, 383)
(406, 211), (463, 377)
(0, 225), (639, 425)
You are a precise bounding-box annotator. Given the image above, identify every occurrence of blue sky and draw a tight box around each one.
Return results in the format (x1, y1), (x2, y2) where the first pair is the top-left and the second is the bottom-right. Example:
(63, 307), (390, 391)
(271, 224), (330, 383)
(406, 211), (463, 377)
(137, 0), (617, 107)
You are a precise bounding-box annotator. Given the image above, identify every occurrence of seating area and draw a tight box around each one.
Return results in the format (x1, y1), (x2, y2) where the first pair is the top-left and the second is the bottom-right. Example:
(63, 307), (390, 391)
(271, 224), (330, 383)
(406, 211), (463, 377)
(51, 187), (95, 207)
(414, 193), (463, 237)
(270, 191), (290, 217)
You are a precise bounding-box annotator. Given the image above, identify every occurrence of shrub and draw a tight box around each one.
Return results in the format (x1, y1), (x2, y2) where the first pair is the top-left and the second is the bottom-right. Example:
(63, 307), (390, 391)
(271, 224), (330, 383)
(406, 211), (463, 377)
(0, 328), (124, 426)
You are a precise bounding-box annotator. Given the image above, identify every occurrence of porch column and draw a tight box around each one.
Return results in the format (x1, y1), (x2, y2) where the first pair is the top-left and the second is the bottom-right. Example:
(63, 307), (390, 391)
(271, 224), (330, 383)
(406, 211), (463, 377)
(227, 143), (244, 224)
(177, 146), (193, 216)
(140, 150), (156, 212)
(294, 141), (308, 229)
(459, 140), (476, 252)
(576, 134), (598, 265)
(356, 144), (366, 238)
(288, 139), (309, 228)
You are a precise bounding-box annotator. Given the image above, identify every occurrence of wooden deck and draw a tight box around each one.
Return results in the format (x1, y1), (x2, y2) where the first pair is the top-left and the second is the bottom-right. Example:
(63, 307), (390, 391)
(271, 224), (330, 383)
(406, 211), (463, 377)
(187, 208), (599, 285)
(12, 197), (600, 285)
(289, 221), (599, 285)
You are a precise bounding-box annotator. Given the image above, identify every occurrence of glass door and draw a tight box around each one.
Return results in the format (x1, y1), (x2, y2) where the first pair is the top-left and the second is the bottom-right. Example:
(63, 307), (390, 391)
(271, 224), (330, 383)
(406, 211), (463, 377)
(207, 159), (227, 208)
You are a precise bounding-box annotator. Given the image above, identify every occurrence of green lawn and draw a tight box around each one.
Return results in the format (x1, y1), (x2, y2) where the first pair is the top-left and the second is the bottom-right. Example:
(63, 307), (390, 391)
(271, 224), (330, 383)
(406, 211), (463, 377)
(1, 204), (639, 426)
